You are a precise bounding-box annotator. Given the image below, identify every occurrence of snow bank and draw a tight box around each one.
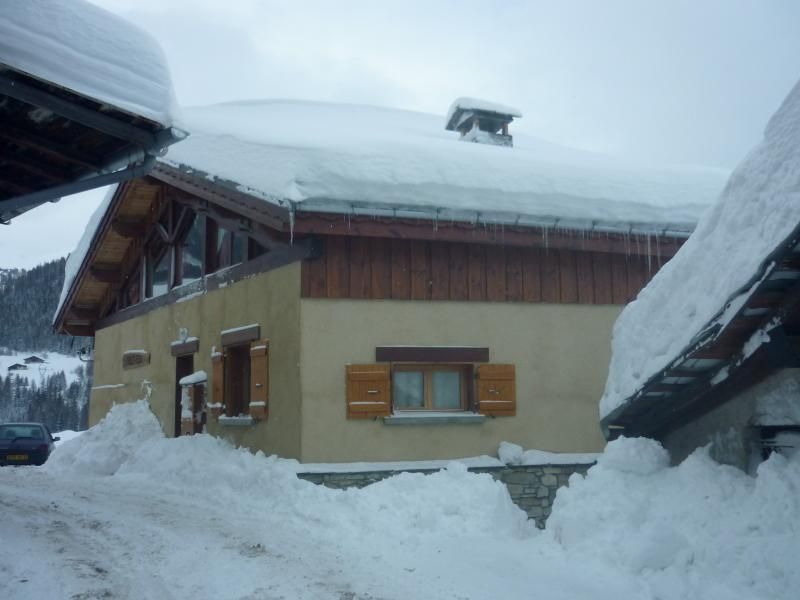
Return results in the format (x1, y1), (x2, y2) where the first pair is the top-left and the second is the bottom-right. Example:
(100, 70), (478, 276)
(48, 401), (532, 541)
(602, 79), (800, 418)
(0, 0), (175, 125)
(547, 437), (800, 596)
(46, 400), (163, 476)
(167, 100), (727, 233)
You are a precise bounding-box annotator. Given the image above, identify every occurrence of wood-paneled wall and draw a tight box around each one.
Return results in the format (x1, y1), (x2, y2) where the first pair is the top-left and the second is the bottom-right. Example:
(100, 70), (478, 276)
(300, 236), (667, 305)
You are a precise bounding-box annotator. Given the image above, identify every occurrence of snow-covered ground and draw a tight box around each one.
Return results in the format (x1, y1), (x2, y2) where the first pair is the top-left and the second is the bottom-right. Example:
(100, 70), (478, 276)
(1, 401), (798, 600)
(0, 352), (86, 386)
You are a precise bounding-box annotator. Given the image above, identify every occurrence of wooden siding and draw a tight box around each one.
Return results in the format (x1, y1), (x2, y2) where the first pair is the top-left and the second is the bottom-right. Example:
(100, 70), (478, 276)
(301, 236), (666, 305)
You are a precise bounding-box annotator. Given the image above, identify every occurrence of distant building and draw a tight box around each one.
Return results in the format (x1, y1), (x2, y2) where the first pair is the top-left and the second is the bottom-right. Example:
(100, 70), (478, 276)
(7, 363), (27, 372)
(23, 356), (45, 365)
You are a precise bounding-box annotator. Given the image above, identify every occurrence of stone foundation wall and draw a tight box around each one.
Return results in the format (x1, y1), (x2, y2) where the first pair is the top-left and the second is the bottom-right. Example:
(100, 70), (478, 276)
(298, 463), (593, 527)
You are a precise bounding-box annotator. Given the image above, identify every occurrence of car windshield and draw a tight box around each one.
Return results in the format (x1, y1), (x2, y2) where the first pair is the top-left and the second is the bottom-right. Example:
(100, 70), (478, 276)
(0, 425), (43, 440)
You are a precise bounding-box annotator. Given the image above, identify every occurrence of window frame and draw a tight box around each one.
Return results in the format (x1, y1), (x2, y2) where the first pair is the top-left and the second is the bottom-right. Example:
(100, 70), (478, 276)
(391, 363), (472, 412)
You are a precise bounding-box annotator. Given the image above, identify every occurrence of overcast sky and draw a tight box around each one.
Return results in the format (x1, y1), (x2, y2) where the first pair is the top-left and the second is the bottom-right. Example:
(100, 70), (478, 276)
(2, 0), (799, 269)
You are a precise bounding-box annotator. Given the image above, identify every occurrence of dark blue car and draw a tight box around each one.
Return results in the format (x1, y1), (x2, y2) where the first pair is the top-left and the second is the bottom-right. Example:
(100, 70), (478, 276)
(0, 423), (59, 466)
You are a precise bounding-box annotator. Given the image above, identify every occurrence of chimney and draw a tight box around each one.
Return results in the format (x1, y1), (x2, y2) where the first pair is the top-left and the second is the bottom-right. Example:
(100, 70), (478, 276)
(444, 97), (522, 147)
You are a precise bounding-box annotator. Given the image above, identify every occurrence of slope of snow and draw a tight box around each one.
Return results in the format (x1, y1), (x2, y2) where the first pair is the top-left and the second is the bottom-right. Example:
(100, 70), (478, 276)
(53, 185), (116, 324)
(601, 79), (800, 418)
(0, 352), (85, 386)
(3, 401), (798, 599)
(0, 0), (175, 125)
(166, 100), (728, 232)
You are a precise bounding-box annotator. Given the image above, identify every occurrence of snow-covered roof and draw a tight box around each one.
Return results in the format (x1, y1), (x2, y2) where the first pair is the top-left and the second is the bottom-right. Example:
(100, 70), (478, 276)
(164, 99), (728, 234)
(601, 79), (800, 420)
(0, 0), (175, 125)
(445, 96), (523, 129)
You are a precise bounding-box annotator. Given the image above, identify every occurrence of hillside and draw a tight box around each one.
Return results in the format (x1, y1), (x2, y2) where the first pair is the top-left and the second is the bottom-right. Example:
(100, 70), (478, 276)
(0, 259), (92, 430)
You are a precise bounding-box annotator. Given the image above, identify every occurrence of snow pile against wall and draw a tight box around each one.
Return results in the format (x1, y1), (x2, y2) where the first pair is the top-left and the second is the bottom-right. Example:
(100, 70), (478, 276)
(546, 436), (800, 598)
(49, 401), (532, 541)
(602, 80), (800, 418)
(0, 0), (175, 125)
(166, 100), (727, 232)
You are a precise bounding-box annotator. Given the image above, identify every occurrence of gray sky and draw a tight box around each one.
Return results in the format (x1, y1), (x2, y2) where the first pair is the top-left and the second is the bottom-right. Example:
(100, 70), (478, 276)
(2, 0), (799, 269)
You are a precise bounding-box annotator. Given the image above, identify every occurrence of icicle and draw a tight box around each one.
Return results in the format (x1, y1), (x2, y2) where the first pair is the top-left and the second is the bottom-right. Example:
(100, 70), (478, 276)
(288, 204), (296, 245)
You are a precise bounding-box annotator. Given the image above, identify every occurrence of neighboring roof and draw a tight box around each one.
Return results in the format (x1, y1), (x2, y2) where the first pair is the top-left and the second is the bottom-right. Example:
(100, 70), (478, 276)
(0, 0), (175, 126)
(600, 79), (800, 432)
(0, 0), (182, 221)
(444, 97), (523, 130)
(164, 99), (728, 236)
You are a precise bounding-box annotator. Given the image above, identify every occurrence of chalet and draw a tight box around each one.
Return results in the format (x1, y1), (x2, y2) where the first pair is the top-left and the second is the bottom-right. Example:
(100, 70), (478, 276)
(7, 364), (27, 372)
(23, 356), (45, 365)
(0, 1), (181, 222)
(600, 80), (800, 472)
(54, 98), (728, 463)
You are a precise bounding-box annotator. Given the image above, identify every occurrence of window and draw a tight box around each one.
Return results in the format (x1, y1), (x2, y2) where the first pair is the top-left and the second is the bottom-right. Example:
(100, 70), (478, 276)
(224, 344), (251, 417)
(392, 365), (468, 411)
(346, 359), (516, 420)
(178, 213), (204, 284)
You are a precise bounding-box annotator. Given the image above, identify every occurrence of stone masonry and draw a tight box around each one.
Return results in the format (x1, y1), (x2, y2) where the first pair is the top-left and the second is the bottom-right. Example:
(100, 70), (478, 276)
(298, 463), (594, 527)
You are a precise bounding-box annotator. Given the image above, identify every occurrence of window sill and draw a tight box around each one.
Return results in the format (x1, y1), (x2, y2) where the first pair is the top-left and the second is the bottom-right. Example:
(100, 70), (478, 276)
(383, 412), (486, 426)
(217, 415), (255, 427)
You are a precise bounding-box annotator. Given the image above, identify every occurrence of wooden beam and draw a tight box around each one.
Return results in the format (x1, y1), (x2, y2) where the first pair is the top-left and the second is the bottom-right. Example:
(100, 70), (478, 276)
(89, 266), (123, 284)
(165, 186), (287, 250)
(67, 306), (99, 320)
(0, 121), (103, 170)
(0, 148), (71, 182)
(111, 218), (148, 239)
(375, 346), (490, 363)
(292, 213), (684, 258)
(150, 164), (290, 231)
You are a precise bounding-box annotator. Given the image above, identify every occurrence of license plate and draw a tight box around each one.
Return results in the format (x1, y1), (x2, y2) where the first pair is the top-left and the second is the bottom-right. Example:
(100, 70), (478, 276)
(6, 455), (29, 461)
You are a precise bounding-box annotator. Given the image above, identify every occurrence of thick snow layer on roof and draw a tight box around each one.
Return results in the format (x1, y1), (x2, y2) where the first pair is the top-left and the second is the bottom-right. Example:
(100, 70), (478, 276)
(0, 0), (175, 125)
(165, 100), (728, 232)
(53, 185), (116, 324)
(445, 96), (523, 125)
(601, 80), (800, 419)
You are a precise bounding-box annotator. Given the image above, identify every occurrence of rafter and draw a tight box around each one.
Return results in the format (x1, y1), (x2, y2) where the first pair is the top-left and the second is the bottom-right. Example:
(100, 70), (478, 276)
(0, 121), (103, 170)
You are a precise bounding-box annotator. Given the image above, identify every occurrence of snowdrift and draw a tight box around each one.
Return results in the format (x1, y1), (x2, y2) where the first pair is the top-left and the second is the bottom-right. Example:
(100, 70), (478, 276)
(547, 436), (800, 599)
(49, 400), (532, 541)
(48, 403), (800, 598)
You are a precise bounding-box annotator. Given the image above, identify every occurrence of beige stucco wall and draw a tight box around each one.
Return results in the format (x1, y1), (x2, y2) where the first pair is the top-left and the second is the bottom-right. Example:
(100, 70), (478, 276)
(91, 263), (303, 458)
(298, 299), (619, 462)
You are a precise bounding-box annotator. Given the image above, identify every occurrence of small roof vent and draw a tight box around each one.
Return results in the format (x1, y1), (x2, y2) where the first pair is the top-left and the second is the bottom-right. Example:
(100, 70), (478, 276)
(445, 97), (522, 147)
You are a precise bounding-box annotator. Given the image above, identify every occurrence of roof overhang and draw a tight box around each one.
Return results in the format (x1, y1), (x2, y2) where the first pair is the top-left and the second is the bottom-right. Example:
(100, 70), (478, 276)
(0, 65), (184, 222)
(601, 224), (800, 439)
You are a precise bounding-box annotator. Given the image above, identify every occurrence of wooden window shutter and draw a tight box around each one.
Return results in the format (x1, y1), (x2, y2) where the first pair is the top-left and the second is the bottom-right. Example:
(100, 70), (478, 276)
(477, 364), (516, 416)
(346, 364), (391, 419)
(210, 352), (224, 420)
(249, 340), (269, 420)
